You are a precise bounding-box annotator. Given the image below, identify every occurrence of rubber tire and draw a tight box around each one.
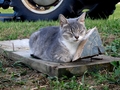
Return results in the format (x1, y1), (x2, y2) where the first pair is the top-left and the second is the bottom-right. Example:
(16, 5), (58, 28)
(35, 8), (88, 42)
(87, 2), (117, 19)
(10, 0), (75, 21)
(2, 0), (10, 9)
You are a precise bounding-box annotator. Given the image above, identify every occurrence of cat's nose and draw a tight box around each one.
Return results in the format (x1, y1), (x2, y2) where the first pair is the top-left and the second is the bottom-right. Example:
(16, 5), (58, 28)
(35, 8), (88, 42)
(75, 36), (79, 40)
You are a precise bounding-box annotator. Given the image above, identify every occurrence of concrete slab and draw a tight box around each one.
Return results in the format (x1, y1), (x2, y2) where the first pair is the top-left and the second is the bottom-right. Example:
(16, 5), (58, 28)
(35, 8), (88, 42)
(0, 39), (120, 77)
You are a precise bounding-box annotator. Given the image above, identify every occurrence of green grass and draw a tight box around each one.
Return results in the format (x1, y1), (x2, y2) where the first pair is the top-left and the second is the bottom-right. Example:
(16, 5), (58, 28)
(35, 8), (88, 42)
(109, 4), (120, 19)
(0, 4), (120, 56)
(0, 21), (58, 40)
(0, 3), (120, 90)
(0, 7), (13, 13)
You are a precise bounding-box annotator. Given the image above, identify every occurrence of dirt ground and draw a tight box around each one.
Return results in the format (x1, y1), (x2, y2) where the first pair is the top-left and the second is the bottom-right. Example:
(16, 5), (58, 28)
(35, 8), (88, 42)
(0, 55), (120, 90)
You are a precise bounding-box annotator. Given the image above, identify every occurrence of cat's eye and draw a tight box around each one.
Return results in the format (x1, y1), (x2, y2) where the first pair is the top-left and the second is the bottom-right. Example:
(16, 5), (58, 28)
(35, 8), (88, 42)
(68, 32), (72, 35)
(63, 34), (69, 39)
(80, 30), (83, 33)
(65, 30), (72, 35)
(80, 30), (84, 34)
(67, 33), (73, 37)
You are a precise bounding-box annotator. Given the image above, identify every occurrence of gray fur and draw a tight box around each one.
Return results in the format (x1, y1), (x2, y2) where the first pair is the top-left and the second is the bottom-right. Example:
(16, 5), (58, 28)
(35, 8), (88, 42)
(29, 13), (86, 63)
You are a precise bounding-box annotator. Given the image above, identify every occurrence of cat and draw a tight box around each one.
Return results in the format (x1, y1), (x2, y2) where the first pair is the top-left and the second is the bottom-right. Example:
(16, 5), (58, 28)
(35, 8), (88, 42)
(29, 12), (86, 63)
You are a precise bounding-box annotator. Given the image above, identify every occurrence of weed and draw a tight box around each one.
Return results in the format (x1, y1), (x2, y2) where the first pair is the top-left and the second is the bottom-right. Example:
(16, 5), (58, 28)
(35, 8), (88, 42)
(105, 39), (120, 57)
(12, 61), (33, 70)
(0, 61), (7, 73)
(91, 61), (120, 86)
(47, 71), (91, 90)
(108, 61), (120, 84)
(0, 4), (120, 90)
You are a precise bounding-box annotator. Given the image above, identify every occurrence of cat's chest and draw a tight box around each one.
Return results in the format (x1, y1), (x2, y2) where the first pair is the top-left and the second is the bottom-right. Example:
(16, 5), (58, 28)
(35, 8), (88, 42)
(61, 40), (79, 56)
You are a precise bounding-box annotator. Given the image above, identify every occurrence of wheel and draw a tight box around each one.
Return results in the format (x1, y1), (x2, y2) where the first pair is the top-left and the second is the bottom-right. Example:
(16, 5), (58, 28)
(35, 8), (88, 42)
(72, 1), (118, 19)
(2, 0), (10, 9)
(10, 0), (76, 21)
(87, 2), (117, 19)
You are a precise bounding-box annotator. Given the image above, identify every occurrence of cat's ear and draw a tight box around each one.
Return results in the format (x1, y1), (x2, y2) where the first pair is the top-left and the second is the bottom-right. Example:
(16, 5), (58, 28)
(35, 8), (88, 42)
(59, 14), (68, 27)
(78, 12), (86, 24)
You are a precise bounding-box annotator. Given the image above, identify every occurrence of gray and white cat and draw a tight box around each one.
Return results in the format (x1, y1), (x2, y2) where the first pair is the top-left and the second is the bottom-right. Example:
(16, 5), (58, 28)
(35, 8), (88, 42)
(29, 13), (86, 63)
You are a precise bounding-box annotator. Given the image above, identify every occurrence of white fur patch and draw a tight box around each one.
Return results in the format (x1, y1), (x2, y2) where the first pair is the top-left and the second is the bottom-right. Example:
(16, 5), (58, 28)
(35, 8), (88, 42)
(63, 24), (68, 27)
(78, 36), (84, 41)
(62, 39), (80, 57)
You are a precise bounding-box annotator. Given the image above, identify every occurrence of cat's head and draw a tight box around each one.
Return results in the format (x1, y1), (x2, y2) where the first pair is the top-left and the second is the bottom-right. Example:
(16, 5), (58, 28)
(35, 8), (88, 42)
(59, 13), (86, 43)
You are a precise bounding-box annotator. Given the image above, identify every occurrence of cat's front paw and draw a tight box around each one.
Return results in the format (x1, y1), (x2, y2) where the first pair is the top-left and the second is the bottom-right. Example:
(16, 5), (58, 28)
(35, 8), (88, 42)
(54, 55), (71, 63)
